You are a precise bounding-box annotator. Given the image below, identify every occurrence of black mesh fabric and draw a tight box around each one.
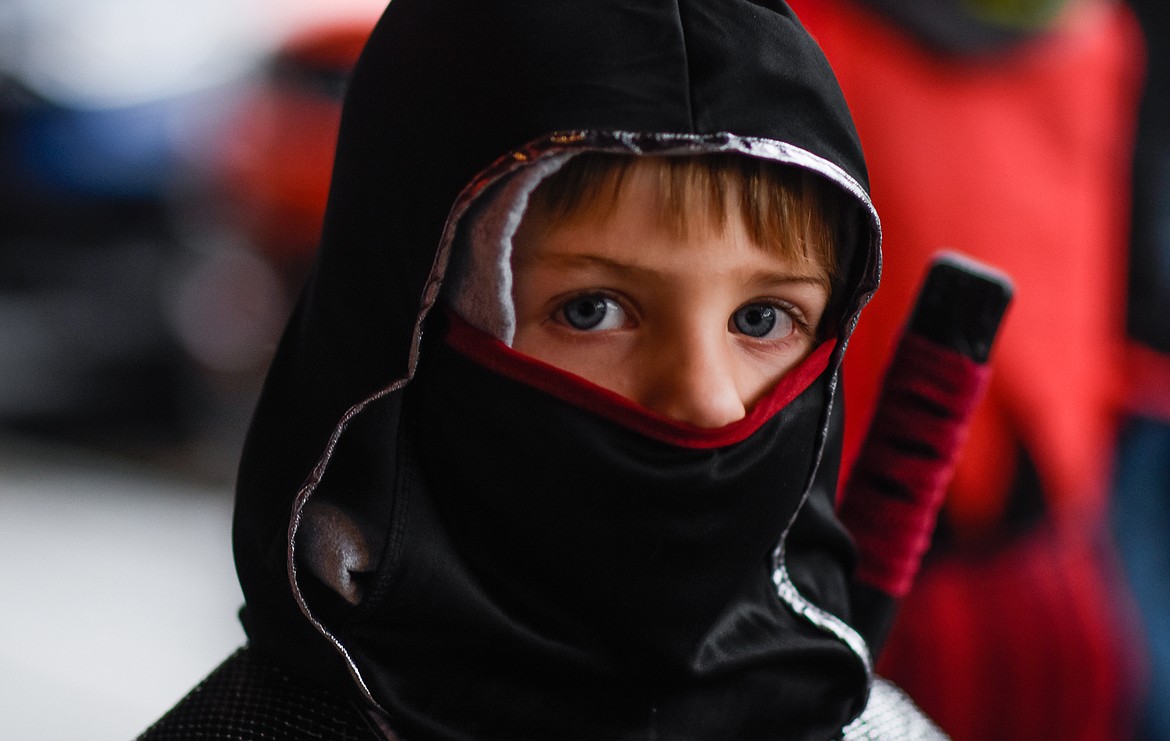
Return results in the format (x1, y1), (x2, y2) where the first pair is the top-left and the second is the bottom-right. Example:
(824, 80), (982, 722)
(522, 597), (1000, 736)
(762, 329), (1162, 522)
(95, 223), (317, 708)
(137, 647), (385, 741)
(136, 646), (941, 740)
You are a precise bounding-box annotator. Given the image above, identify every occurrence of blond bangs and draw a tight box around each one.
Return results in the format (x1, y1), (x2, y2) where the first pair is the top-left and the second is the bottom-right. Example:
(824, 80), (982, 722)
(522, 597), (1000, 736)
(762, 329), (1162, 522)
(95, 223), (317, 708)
(526, 152), (842, 281)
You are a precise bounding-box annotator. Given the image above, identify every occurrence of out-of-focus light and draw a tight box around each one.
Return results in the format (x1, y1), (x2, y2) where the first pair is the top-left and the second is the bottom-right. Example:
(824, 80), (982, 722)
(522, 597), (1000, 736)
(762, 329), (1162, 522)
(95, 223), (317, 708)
(9, 0), (268, 109)
(3, 0), (385, 110)
(169, 246), (290, 374)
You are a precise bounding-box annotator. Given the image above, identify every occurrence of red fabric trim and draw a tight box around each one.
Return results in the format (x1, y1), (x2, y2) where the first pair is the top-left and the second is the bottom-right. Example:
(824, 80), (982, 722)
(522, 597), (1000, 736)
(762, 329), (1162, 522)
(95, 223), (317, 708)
(839, 333), (991, 597)
(442, 311), (836, 449)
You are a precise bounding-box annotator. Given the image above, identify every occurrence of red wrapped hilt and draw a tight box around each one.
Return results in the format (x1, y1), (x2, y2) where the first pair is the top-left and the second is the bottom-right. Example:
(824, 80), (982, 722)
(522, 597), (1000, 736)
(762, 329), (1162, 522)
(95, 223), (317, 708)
(840, 252), (1011, 652)
(839, 333), (990, 597)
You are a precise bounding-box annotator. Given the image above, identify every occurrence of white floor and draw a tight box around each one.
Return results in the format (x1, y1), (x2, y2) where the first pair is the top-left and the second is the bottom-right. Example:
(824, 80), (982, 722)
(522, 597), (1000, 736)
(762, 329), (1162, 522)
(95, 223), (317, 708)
(0, 438), (246, 741)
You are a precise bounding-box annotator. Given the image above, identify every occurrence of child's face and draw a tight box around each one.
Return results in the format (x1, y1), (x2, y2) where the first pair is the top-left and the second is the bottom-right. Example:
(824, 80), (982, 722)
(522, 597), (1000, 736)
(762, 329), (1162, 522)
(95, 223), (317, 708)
(511, 164), (832, 429)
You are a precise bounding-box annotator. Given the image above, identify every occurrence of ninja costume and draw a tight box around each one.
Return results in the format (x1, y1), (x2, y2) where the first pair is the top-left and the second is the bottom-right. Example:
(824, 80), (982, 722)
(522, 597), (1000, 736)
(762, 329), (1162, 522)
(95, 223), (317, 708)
(140, 1), (947, 739)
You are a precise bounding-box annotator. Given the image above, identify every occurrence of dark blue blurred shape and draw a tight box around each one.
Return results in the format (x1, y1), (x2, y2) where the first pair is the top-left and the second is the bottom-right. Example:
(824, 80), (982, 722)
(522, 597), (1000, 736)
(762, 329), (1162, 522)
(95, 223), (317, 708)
(10, 99), (182, 200)
(0, 86), (210, 445)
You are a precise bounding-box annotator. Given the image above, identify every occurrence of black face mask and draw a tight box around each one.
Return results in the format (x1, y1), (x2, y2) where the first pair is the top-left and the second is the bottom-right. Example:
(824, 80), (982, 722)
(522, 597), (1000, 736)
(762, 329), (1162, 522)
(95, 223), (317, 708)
(338, 316), (867, 741)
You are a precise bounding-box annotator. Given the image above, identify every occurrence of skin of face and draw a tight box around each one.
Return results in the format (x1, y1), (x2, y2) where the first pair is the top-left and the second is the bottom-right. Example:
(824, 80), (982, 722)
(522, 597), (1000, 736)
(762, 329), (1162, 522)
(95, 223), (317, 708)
(511, 164), (832, 429)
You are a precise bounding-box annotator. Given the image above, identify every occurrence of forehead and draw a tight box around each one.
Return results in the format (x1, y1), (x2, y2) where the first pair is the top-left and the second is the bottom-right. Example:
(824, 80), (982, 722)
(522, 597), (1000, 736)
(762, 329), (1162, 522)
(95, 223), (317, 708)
(523, 161), (724, 239)
(516, 153), (841, 281)
(513, 167), (831, 288)
(515, 156), (834, 283)
(526, 155), (741, 236)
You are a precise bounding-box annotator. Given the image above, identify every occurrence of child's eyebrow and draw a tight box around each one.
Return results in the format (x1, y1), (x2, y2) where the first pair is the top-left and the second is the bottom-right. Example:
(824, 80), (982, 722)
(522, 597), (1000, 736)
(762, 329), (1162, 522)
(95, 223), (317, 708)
(512, 252), (650, 275)
(750, 269), (835, 291)
(517, 252), (832, 289)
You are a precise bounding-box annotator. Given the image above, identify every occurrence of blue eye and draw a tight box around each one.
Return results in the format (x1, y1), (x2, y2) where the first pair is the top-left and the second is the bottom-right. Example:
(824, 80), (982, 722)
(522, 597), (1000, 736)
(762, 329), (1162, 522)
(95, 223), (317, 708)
(731, 303), (791, 338)
(560, 295), (626, 331)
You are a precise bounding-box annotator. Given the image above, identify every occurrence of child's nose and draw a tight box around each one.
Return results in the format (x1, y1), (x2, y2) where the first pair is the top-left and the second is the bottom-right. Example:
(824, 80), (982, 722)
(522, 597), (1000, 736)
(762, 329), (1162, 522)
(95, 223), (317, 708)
(639, 336), (746, 428)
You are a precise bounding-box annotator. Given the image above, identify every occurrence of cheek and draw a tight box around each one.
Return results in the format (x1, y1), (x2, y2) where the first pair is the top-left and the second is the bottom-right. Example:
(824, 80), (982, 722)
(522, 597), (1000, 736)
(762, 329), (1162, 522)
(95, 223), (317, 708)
(509, 273), (544, 331)
(511, 329), (635, 396)
(734, 343), (815, 407)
